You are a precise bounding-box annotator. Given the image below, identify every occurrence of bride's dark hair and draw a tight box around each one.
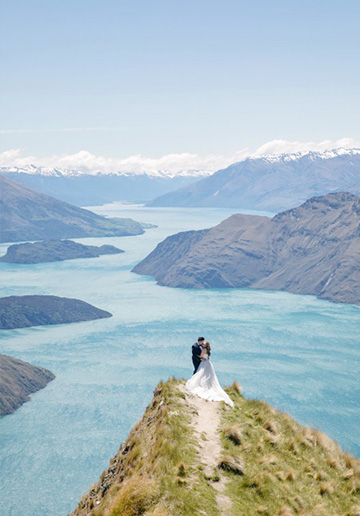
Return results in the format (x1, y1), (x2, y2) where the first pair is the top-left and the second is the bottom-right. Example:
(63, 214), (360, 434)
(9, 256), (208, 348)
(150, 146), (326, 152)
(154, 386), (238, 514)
(204, 341), (211, 357)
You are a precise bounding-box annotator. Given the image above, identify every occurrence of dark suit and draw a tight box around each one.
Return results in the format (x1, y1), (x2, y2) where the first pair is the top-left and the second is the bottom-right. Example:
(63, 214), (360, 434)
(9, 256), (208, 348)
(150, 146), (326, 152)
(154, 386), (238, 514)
(192, 342), (203, 374)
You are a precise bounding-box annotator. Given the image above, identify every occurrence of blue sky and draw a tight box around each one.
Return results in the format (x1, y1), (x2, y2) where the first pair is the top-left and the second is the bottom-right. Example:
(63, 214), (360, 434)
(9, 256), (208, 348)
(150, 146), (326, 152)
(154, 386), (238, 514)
(0, 0), (359, 171)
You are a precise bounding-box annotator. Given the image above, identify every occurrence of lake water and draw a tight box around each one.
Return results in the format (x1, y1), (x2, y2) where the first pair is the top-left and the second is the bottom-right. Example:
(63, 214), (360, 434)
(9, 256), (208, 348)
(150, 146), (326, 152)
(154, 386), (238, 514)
(0, 205), (359, 516)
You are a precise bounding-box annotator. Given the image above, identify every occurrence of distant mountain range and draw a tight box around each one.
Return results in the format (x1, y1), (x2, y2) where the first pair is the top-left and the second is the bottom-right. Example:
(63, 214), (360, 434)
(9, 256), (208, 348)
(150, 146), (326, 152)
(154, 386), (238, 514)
(0, 175), (149, 243)
(0, 166), (208, 206)
(134, 191), (360, 306)
(147, 149), (360, 212)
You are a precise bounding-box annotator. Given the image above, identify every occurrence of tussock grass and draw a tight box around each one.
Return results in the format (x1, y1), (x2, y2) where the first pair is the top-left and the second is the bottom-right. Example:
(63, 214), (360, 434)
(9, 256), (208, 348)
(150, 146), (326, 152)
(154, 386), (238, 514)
(219, 383), (360, 516)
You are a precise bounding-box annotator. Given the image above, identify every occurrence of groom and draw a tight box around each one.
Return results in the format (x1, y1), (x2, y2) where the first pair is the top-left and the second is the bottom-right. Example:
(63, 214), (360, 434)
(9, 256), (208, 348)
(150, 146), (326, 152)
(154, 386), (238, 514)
(192, 336), (205, 375)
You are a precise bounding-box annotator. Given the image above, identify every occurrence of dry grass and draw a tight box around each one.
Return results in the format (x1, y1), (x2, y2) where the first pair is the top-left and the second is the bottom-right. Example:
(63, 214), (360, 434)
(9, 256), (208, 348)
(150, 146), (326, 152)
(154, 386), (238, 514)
(223, 425), (243, 445)
(71, 379), (360, 516)
(218, 382), (360, 516)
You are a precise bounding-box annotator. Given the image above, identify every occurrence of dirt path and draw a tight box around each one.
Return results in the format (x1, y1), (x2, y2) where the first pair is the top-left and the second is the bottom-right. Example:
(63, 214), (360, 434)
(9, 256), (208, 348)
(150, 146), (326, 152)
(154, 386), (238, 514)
(179, 384), (233, 516)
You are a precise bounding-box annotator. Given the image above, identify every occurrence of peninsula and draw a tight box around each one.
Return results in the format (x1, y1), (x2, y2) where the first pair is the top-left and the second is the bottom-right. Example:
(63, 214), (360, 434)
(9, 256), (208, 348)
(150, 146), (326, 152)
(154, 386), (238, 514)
(134, 192), (360, 306)
(0, 354), (55, 415)
(0, 175), (146, 243)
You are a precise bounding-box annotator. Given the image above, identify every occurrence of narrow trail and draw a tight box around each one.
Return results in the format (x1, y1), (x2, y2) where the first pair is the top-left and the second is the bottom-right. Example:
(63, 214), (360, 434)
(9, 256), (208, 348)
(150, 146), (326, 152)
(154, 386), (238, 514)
(179, 384), (233, 516)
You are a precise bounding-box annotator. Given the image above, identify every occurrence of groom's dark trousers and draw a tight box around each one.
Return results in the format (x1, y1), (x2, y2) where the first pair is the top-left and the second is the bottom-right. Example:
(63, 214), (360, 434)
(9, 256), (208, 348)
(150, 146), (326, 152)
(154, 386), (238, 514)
(192, 343), (202, 375)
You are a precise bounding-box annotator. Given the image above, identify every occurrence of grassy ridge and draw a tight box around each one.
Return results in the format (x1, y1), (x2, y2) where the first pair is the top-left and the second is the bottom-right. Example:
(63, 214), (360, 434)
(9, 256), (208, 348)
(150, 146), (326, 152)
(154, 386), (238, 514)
(220, 384), (360, 516)
(71, 379), (360, 516)
(71, 378), (220, 516)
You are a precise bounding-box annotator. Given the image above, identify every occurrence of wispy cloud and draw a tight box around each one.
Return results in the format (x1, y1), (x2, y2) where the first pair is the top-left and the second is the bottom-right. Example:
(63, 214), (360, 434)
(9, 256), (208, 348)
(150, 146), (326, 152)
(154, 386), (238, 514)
(0, 127), (122, 134)
(0, 138), (359, 176)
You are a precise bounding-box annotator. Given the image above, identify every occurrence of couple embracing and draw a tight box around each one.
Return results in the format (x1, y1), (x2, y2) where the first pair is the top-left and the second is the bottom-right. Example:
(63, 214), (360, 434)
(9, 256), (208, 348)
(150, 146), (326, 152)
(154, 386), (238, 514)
(186, 336), (234, 407)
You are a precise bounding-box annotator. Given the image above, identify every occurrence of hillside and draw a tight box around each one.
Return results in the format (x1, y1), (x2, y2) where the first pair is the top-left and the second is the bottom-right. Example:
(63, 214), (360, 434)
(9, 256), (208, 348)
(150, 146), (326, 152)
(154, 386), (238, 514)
(0, 239), (124, 264)
(134, 192), (360, 306)
(0, 295), (112, 329)
(147, 150), (360, 212)
(0, 175), (146, 243)
(0, 354), (55, 415)
(71, 378), (360, 516)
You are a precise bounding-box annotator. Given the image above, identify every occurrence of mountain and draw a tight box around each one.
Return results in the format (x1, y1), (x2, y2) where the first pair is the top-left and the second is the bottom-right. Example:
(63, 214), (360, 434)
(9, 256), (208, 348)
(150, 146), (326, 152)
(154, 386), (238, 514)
(0, 239), (124, 264)
(0, 295), (112, 329)
(0, 175), (147, 243)
(147, 149), (360, 212)
(0, 166), (207, 206)
(0, 354), (55, 415)
(71, 378), (360, 516)
(134, 192), (360, 306)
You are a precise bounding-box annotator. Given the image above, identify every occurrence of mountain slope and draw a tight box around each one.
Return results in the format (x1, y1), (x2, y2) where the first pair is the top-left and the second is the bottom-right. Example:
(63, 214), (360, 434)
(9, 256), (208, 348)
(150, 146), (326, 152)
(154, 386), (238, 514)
(0, 355), (55, 415)
(134, 192), (360, 306)
(0, 175), (145, 243)
(147, 150), (360, 212)
(71, 378), (360, 516)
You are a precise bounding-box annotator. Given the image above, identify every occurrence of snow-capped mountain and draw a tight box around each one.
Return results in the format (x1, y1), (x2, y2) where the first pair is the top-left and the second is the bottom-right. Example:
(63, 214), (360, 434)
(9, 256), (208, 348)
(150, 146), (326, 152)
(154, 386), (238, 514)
(0, 165), (208, 206)
(148, 148), (360, 212)
(0, 164), (211, 179)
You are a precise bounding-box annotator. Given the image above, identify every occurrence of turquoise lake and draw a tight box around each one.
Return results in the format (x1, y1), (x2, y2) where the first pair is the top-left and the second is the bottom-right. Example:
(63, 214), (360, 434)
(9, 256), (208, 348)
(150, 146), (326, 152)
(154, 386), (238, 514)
(0, 204), (359, 516)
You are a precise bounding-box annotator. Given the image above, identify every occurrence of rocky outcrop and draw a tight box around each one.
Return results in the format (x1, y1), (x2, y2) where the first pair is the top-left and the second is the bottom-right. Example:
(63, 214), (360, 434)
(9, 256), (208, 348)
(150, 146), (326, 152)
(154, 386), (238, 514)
(0, 175), (145, 243)
(0, 295), (112, 329)
(71, 379), (360, 516)
(0, 239), (124, 264)
(148, 150), (360, 212)
(0, 354), (55, 415)
(134, 192), (360, 306)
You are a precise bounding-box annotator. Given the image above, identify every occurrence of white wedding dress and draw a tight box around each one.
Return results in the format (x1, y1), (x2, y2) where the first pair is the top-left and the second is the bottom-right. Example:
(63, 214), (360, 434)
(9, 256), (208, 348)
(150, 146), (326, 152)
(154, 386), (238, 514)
(186, 354), (234, 407)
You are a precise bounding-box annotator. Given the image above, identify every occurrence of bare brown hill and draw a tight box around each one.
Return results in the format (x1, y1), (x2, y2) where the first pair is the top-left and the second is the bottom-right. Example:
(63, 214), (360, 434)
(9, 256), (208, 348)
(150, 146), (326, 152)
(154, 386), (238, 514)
(134, 192), (360, 306)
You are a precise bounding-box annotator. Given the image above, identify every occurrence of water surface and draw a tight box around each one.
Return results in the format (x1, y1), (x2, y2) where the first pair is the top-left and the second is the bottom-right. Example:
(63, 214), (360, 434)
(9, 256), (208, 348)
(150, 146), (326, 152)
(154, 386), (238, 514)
(0, 205), (359, 516)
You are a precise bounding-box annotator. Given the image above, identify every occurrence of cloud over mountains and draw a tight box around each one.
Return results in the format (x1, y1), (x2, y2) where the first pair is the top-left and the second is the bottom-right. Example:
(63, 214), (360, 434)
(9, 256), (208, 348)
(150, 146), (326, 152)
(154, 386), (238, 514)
(0, 138), (359, 177)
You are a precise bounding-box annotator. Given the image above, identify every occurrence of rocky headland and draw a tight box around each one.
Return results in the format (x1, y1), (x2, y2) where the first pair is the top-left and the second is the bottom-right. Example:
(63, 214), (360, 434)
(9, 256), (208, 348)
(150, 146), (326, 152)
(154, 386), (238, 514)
(0, 175), (146, 243)
(0, 239), (124, 264)
(0, 354), (55, 415)
(0, 295), (112, 329)
(134, 192), (360, 306)
(71, 378), (360, 516)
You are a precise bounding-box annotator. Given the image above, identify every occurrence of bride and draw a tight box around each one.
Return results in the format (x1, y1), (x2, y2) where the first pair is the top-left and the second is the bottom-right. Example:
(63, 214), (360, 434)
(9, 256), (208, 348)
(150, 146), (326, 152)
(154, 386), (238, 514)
(186, 341), (234, 407)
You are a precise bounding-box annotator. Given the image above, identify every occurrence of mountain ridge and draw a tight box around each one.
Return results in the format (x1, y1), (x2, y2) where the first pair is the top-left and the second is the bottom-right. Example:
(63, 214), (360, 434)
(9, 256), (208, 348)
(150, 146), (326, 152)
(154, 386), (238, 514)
(147, 150), (360, 212)
(71, 378), (360, 516)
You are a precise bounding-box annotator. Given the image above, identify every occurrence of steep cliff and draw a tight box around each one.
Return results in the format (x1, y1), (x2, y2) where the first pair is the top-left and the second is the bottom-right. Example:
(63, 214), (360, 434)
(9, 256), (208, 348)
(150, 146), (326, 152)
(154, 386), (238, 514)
(71, 379), (360, 516)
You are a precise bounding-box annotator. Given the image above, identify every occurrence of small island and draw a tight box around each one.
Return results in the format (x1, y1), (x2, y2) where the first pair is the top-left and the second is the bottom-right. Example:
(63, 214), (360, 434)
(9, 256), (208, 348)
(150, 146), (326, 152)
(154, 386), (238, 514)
(0, 354), (55, 415)
(0, 295), (112, 329)
(0, 239), (124, 264)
